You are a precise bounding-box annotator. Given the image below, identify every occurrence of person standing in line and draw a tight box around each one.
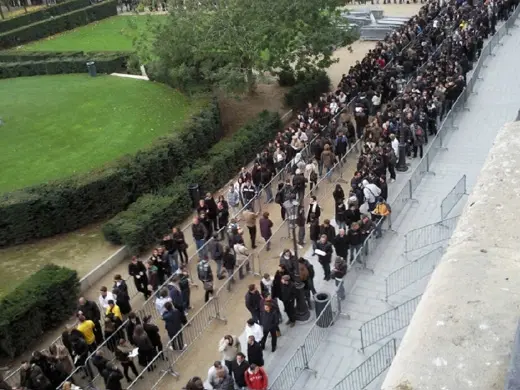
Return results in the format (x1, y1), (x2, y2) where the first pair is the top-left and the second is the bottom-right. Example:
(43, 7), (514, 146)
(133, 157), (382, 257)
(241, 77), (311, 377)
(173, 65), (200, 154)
(232, 353), (250, 390)
(101, 362), (124, 390)
(333, 229), (350, 261)
(218, 335), (241, 374)
(296, 205), (306, 249)
(76, 314), (97, 353)
(242, 209), (259, 249)
(245, 318), (263, 343)
(208, 361), (228, 389)
(172, 227), (189, 265)
(244, 364), (268, 390)
(259, 212), (273, 251)
(245, 284), (262, 324)
(259, 302), (279, 353)
(246, 336), (264, 368)
(143, 315), (166, 360)
(306, 196), (321, 223)
(99, 286), (115, 311)
(77, 297), (103, 345)
(192, 216), (209, 259)
(128, 256), (149, 299)
(223, 246), (236, 291)
(197, 257), (214, 302)
(332, 257), (347, 300)
(115, 339), (139, 383)
(162, 302), (186, 351)
(309, 216), (320, 256)
(227, 185), (241, 217)
(279, 275), (296, 328)
(316, 234), (333, 281)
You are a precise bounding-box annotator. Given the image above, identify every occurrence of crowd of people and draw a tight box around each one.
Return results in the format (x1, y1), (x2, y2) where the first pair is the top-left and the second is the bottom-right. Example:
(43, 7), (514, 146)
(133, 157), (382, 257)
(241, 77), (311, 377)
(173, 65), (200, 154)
(5, 0), (517, 389)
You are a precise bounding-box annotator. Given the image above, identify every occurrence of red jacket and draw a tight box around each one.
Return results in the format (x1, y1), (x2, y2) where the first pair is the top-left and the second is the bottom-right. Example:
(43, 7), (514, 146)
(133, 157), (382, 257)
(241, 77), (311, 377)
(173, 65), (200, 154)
(245, 367), (268, 390)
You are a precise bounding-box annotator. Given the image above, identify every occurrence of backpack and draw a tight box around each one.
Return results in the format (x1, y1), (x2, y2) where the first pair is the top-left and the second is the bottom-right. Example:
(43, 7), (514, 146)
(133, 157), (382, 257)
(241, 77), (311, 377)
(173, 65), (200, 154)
(415, 125), (423, 137)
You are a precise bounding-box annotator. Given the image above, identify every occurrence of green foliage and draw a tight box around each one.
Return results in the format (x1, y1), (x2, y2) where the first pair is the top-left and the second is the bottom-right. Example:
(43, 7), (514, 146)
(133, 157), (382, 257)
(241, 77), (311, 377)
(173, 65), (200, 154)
(138, 0), (354, 94)
(0, 0), (118, 50)
(0, 264), (79, 358)
(0, 99), (222, 247)
(0, 52), (134, 79)
(277, 66), (297, 87)
(0, 0), (92, 34)
(284, 70), (331, 109)
(103, 111), (282, 253)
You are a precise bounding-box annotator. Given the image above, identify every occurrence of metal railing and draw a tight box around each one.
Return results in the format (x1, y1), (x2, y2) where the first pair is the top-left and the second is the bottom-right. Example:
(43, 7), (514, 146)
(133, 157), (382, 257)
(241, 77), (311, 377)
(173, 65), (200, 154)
(404, 215), (460, 256)
(384, 247), (443, 301)
(269, 293), (342, 390)
(359, 295), (422, 353)
(330, 339), (397, 390)
(440, 175), (468, 219)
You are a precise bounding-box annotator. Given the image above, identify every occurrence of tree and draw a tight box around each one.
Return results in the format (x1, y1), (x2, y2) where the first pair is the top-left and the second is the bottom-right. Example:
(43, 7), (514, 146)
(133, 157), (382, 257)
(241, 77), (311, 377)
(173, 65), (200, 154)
(135, 0), (354, 94)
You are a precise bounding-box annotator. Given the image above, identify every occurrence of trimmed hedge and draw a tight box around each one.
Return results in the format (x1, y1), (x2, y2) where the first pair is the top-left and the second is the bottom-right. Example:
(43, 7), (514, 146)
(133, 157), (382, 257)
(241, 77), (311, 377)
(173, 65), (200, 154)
(0, 50), (131, 62)
(0, 53), (132, 79)
(0, 0), (118, 50)
(0, 99), (223, 247)
(0, 0), (92, 34)
(102, 110), (282, 253)
(284, 70), (331, 110)
(0, 264), (79, 358)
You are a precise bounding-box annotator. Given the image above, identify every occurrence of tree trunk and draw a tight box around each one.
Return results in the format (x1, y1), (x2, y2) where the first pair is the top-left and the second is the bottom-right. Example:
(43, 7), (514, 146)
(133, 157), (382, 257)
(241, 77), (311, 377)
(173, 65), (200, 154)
(246, 68), (256, 95)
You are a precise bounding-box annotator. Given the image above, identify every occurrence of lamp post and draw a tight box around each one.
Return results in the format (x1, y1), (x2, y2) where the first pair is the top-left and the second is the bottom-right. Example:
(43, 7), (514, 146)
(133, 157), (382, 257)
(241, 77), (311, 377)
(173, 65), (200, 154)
(283, 199), (310, 322)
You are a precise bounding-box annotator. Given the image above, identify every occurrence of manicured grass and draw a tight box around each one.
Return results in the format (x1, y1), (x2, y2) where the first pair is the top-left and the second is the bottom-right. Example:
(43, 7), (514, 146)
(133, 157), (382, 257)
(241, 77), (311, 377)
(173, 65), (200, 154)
(0, 74), (201, 193)
(17, 15), (166, 52)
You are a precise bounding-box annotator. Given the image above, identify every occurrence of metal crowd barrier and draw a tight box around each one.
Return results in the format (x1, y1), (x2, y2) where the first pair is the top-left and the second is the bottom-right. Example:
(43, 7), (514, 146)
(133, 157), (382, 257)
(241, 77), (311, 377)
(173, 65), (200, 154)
(330, 339), (397, 390)
(384, 247), (443, 301)
(269, 293), (342, 390)
(359, 295), (422, 353)
(404, 215), (460, 257)
(440, 175), (468, 219)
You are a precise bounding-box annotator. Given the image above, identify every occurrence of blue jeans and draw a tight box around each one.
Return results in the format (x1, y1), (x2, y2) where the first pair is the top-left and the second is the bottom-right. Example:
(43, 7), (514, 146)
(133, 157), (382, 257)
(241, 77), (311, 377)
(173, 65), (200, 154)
(350, 244), (362, 263)
(168, 251), (179, 273)
(195, 239), (207, 259)
(298, 225), (305, 245)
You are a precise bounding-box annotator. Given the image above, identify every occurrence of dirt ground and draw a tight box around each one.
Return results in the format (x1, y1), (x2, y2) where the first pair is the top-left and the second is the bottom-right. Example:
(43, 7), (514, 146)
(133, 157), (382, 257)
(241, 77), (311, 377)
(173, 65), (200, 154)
(2, 3), (424, 384)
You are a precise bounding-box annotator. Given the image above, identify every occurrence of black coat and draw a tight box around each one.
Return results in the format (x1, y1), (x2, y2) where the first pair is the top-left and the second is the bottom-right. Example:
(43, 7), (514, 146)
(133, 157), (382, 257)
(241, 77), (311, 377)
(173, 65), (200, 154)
(280, 282), (296, 303)
(231, 360), (250, 387)
(316, 241), (333, 264)
(333, 234), (350, 259)
(247, 341), (264, 367)
(126, 318), (141, 345)
(143, 323), (163, 347)
(77, 300), (101, 322)
(245, 291), (261, 314)
(162, 309), (184, 339)
(260, 310), (278, 332)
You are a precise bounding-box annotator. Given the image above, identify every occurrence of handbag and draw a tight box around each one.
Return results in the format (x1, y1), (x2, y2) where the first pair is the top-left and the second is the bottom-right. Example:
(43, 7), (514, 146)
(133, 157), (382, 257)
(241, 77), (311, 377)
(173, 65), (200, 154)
(203, 281), (214, 291)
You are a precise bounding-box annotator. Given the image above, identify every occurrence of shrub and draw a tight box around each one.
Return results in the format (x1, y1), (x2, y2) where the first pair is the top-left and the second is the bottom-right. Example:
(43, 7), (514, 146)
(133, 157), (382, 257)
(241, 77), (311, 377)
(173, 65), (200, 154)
(0, 0), (118, 50)
(102, 110), (282, 253)
(0, 52), (133, 79)
(0, 0), (93, 34)
(0, 99), (223, 247)
(0, 264), (79, 358)
(284, 70), (331, 110)
(277, 66), (297, 87)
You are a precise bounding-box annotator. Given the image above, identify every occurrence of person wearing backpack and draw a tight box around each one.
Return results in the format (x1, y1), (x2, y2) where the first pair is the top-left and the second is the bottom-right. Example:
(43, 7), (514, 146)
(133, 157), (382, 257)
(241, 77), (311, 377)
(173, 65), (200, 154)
(411, 123), (425, 159)
(197, 258), (214, 302)
(362, 179), (381, 212)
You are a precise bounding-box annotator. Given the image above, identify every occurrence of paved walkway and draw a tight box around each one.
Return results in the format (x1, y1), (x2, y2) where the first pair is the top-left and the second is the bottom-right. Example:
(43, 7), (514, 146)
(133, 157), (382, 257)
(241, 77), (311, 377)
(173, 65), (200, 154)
(284, 18), (520, 390)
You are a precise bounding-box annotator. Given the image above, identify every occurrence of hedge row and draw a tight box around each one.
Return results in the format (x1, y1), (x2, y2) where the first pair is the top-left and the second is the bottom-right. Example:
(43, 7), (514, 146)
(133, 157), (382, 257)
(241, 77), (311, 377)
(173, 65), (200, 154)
(0, 0), (92, 34)
(0, 0), (118, 49)
(0, 53), (132, 79)
(0, 99), (223, 247)
(0, 50), (132, 63)
(102, 110), (282, 253)
(0, 265), (79, 358)
(284, 70), (331, 110)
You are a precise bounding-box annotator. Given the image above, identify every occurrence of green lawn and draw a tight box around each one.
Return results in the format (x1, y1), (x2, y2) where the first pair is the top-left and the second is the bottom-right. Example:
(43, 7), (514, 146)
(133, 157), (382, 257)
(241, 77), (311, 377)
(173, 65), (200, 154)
(0, 74), (200, 193)
(17, 15), (166, 52)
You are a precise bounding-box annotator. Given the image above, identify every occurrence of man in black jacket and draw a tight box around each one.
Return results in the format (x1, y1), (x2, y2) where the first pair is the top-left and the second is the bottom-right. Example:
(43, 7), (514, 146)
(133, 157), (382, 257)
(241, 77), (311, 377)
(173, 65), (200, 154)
(279, 275), (296, 327)
(77, 297), (103, 345)
(259, 303), (278, 353)
(245, 284), (262, 324)
(316, 234), (333, 281)
(20, 361), (52, 390)
(192, 217), (208, 260)
(333, 229), (350, 260)
(231, 353), (250, 388)
(128, 256), (149, 299)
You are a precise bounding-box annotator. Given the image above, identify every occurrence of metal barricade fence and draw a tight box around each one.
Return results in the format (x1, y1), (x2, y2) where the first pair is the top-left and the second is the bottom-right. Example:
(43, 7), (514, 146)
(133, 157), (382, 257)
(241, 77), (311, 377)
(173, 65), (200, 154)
(269, 293), (341, 390)
(359, 295), (422, 353)
(404, 215), (460, 256)
(384, 247), (443, 301)
(440, 175), (467, 219)
(409, 154), (428, 194)
(331, 339), (397, 390)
